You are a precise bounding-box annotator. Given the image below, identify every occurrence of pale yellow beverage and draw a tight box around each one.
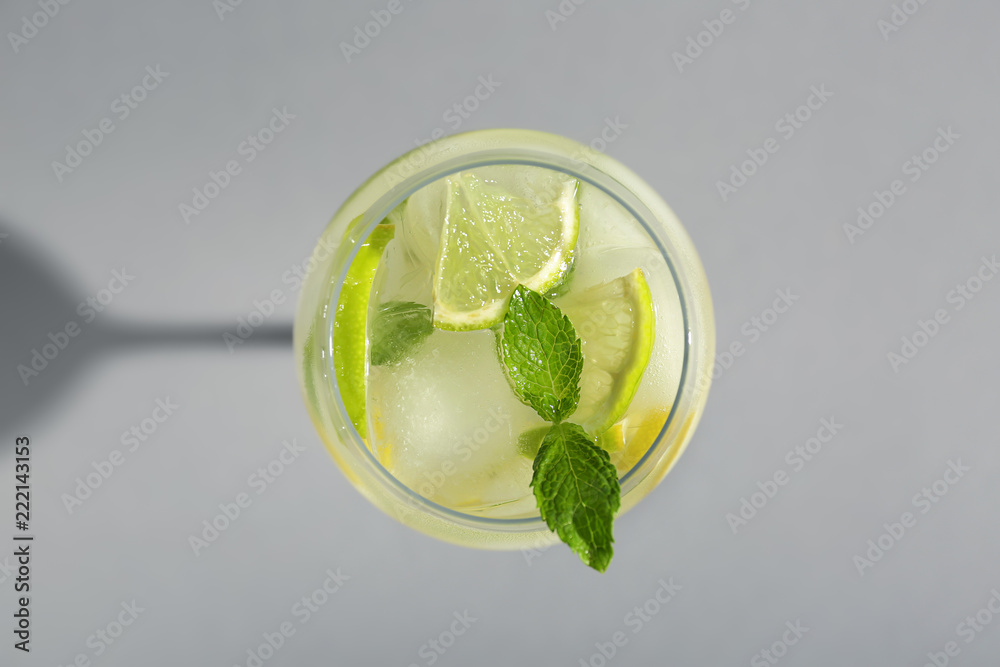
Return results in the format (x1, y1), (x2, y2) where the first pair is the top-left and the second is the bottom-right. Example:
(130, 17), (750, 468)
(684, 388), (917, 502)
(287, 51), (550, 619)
(294, 130), (714, 550)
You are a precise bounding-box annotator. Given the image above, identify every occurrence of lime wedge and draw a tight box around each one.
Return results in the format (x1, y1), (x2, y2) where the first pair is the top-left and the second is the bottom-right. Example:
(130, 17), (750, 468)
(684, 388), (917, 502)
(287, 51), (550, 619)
(333, 222), (394, 439)
(559, 268), (655, 436)
(431, 166), (579, 331)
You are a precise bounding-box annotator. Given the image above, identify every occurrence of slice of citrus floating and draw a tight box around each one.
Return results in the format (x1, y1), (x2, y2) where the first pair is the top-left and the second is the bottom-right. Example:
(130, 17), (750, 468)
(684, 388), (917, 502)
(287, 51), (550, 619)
(333, 221), (394, 439)
(559, 267), (656, 437)
(599, 406), (671, 472)
(430, 166), (579, 331)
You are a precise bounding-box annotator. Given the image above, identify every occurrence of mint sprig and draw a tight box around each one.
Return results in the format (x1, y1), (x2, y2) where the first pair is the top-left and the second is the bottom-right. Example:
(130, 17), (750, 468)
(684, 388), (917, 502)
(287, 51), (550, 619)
(498, 285), (621, 572)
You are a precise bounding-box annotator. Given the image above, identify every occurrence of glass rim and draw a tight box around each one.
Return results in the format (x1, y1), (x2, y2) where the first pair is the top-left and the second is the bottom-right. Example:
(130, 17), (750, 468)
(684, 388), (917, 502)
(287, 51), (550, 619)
(323, 129), (703, 531)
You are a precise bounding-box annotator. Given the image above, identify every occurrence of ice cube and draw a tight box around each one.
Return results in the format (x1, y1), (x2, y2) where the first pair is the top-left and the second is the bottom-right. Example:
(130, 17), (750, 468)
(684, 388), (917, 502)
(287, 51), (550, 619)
(367, 328), (546, 509)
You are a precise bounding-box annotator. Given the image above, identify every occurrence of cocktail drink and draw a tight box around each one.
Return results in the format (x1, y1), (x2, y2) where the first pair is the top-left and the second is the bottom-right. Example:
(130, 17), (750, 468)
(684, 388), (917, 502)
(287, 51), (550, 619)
(295, 130), (714, 570)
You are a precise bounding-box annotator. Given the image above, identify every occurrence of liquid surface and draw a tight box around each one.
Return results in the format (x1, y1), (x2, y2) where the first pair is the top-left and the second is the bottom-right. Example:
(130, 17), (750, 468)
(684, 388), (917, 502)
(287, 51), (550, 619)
(365, 167), (683, 517)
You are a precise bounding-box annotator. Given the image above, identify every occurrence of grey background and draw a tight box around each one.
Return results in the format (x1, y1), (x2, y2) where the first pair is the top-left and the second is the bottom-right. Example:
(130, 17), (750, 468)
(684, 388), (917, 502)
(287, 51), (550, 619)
(2, 0), (999, 665)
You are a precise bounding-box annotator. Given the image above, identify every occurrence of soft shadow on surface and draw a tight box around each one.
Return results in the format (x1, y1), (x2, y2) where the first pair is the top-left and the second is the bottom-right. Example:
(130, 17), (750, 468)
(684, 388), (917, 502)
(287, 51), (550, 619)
(103, 323), (293, 348)
(0, 223), (293, 438)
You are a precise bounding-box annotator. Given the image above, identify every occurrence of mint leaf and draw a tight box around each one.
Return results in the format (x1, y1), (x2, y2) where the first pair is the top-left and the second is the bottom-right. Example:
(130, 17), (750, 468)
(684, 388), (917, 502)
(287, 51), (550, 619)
(532, 422), (620, 572)
(498, 286), (583, 422)
(370, 301), (433, 366)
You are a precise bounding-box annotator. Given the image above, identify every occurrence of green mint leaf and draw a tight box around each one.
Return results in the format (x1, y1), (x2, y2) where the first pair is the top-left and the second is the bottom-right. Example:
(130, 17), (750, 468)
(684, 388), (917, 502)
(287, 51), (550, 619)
(370, 301), (433, 366)
(531, 422), (621, 572)
(498, 285), (583, 422)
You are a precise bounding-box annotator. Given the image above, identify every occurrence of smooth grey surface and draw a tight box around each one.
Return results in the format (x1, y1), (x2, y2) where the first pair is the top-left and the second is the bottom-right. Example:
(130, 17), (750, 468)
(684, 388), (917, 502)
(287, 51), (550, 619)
(2, 1), (999, 665)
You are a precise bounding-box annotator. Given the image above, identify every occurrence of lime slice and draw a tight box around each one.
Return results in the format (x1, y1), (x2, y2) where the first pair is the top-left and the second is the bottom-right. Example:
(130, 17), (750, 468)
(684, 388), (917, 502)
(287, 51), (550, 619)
(333, 222), (394, 439)
(560, 268), (655, 436)
(431, 166), (579, 331)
